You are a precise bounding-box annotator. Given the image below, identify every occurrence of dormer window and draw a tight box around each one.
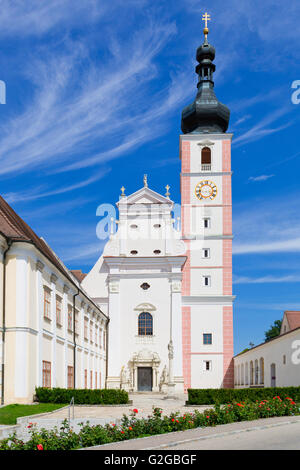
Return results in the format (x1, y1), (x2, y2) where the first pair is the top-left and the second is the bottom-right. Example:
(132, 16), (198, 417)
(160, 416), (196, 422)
(201, 147), (211, 171)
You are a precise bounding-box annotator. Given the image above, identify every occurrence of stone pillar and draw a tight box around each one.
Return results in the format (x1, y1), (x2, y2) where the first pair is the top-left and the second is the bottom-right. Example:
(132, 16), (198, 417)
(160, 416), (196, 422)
(107, 280), (121, 388)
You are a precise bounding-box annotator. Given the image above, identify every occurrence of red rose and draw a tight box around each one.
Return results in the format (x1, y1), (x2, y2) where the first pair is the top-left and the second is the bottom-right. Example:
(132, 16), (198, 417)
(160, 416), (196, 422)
(37, 444), (43, 451)
(133, 409), (138, 413)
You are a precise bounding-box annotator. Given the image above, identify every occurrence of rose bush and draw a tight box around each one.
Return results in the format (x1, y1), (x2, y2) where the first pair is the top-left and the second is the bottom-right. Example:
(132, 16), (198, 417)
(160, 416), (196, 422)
(0, 398), (299, 450)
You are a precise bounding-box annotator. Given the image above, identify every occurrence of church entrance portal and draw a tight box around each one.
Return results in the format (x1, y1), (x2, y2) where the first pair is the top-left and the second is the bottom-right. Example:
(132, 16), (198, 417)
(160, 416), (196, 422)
(138, 367), (152, 391)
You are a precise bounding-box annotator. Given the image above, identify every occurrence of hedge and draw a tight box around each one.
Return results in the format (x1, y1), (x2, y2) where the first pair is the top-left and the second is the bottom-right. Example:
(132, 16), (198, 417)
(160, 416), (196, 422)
(187, 387), (300, 405)
(35, 387), (129, 405)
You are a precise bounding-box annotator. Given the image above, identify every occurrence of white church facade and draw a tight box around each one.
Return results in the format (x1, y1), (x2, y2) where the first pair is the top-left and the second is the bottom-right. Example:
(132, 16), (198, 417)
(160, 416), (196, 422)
(82, 24), (235, 393)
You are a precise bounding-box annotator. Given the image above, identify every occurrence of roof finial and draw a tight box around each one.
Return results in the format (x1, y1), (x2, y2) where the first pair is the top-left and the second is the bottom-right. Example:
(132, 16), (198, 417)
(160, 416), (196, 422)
(120, 186), (126, 197)
(202, 12), (211, 42)
(143, 174), (148, 188)
(165, 184), (170, 199)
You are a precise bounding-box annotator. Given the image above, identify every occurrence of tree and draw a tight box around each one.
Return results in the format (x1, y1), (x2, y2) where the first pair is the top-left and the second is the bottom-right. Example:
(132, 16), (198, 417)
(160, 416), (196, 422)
(264, 320), (282, 342)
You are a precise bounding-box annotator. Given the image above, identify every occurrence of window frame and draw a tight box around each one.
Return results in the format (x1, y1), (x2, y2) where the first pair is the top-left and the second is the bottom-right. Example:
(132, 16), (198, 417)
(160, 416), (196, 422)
(203, 333), (212, 345)
(203, 275), (211, 287)
(42, 360), (51, 388)
(203, 218), (211, 229)
(43, 287), (51, 321)
(67, 366), (74, 389)
(138, 312), (153, 336)
(56, 295), (62, 326)
(67, 304), (73, 332)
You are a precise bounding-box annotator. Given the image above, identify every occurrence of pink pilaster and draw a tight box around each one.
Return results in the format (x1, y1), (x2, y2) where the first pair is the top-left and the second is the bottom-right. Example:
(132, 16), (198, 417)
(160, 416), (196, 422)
(182, 306), (191, 391)
(223, 306), (234, 388)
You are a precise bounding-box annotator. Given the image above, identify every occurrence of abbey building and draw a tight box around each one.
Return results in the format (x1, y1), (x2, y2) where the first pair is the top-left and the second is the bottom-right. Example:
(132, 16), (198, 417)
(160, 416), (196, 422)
(0, 22), (234, 404)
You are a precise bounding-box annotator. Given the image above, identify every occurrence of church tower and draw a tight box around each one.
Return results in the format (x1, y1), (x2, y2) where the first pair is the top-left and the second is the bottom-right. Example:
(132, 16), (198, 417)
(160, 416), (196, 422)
(180, 14), (234, 390)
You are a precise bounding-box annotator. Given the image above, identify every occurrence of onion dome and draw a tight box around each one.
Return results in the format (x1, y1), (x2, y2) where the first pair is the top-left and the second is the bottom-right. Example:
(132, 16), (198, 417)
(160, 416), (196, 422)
(181, 18), (230, 134)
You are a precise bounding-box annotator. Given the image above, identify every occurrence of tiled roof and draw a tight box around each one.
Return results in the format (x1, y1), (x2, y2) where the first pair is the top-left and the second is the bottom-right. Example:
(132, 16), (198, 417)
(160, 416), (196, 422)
(70, 270), (87, 283)
(284, 311), (300, 332)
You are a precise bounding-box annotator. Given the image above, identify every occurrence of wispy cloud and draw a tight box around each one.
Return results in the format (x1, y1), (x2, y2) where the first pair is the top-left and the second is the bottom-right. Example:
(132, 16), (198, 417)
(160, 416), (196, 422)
(3, 169), (110, 203)
(248, 174), (274, 182)
(0, 18), (192, 176)
(233, 193), (300, 255)
(234, 274), (300, 284)
(0, 0), (106, 37)
(232, 106), (294, 147)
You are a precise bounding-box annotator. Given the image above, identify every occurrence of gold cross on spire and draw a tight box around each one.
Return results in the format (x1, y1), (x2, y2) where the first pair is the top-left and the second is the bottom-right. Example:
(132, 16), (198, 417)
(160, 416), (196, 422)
(120, 186), (126, 196)
(165, 184), (170, 198)
(202, 12), (211, 40)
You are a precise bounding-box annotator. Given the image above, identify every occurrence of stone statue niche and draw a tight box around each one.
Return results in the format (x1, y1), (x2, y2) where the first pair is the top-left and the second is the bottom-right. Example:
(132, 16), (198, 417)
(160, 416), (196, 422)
(120, 366), (133, 392)
(159, 365), (169, 393)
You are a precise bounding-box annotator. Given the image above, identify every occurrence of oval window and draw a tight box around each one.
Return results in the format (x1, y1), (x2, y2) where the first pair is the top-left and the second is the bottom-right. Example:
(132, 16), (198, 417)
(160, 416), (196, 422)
(153, 250), (161, 255)
(130, 250), (138, 255)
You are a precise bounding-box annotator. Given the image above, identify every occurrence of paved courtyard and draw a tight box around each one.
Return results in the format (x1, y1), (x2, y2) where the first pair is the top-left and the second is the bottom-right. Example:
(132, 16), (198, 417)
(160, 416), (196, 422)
(36, 392), (206, 421)
(1, 393), (211, 441)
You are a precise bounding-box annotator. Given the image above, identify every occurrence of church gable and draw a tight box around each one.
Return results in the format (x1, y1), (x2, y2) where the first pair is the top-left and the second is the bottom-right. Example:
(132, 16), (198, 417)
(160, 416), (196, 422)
(118, 187), (173, 207)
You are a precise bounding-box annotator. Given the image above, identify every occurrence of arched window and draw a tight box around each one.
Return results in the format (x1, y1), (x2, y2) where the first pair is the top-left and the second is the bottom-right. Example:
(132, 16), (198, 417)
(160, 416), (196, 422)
(138, 312), (153, 336)
(250, 361), (254, 385)
(201, 147), (211, 170)
(255, 359), (259, 385)
(245, 362), (249, 385)
(260, 358), (264, 384)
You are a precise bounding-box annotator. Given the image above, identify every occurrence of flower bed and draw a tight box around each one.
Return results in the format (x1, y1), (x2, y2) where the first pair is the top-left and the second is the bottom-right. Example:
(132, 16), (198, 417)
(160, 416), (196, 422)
(0, 397), (299, 450)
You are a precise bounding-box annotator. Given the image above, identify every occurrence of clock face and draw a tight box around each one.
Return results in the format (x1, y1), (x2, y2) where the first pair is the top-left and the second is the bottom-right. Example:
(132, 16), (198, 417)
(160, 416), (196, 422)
(195, 180), (217, 200)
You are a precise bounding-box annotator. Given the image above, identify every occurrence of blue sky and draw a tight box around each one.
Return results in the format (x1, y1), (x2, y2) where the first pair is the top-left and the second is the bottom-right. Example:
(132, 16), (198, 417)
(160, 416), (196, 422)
(0, 0), (300, 354)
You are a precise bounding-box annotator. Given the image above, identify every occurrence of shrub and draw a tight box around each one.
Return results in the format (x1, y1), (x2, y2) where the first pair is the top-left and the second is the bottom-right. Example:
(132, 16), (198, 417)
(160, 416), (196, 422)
(187, 386), (300, 405)
(35, 387), (129, 405)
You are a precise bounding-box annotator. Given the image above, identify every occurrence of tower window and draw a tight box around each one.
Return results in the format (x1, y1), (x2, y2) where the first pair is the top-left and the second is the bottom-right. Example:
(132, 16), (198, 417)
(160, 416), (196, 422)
(203, 218), (211, 229)
(203, 361), (212, 371)
(203, 333), (212, 345)
(202, 248), (210, 259)
(138, 312), (153, 336)
(201, 147), (211, 171)
(203, 276), (211, 287)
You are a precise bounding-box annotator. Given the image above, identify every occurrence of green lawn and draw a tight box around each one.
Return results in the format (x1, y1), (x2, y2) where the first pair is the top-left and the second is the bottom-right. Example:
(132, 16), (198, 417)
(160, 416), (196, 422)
(0, 403), (67, 425)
